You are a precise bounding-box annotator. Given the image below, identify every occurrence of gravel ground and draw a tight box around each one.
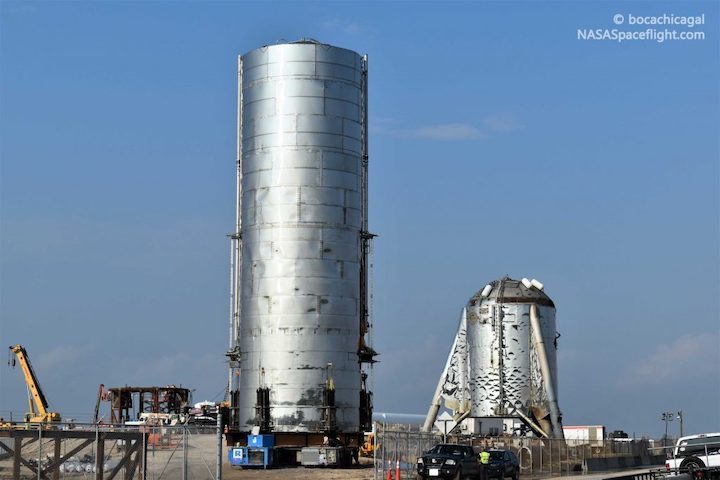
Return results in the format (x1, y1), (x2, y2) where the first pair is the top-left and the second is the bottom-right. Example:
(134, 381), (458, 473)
(222, 462), (375, 480)
(145, 434), (377, 480)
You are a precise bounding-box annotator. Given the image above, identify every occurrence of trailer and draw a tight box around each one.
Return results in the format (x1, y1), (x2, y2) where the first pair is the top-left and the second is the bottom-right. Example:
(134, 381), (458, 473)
(227, 434), (355, 468)
(609, 466), (720, 480)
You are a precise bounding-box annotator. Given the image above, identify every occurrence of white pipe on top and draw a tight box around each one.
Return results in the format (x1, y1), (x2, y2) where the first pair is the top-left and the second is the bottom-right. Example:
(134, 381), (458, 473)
(529, 304), (564, 439)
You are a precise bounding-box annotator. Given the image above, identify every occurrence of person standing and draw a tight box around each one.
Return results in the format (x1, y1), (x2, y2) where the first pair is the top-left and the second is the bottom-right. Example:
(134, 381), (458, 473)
(478, 446), (490, 480)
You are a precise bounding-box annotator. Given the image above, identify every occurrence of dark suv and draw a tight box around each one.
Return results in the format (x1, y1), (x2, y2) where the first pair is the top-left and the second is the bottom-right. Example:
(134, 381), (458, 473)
(484, 449), (520, 480)
(417, 444), (480, 479)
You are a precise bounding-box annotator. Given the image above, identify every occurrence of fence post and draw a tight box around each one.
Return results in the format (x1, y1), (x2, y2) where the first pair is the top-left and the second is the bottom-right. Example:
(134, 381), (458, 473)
(395, 428), (399, 478)
(216, 414), (223, 480)
(37, 425), (43, 480)
(95, 427), (105, 480)
(142, 429), (147, 480)
(151, 425), (155, 480)
(182, 427), (188, 480)
(53, 436), (61, 480)
(381, 422), (386, 480)
(373, 422), (378, 480)
(13, 435), (21, 478)
(406, 429), (411, 480)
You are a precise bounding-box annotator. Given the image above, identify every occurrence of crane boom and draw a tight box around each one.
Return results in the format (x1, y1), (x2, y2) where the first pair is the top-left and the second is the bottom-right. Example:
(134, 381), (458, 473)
(9, 344), (61, 423)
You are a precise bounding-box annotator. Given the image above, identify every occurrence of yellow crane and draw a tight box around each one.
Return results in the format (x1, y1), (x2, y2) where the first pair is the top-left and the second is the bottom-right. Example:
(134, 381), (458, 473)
(8, 344), (61, 424)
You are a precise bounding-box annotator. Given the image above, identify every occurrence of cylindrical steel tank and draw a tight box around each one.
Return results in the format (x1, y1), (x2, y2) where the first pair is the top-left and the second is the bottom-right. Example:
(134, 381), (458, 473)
(465, 276), (558, 418)
(235, 40), (366, 433)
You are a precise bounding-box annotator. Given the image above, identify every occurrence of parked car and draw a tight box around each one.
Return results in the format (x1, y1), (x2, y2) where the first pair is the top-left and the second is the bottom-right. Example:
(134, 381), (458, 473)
(666, 432), (720, 471)
(417, 443), (480, 479)
(484, 449), (520, 480)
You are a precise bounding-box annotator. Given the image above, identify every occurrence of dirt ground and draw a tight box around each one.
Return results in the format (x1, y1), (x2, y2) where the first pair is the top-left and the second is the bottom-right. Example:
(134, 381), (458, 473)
(145, 434), (377, 480)
(222, 461), (375, 480)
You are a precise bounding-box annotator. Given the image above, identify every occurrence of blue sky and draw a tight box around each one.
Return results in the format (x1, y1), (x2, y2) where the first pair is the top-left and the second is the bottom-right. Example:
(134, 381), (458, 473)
(1, 1), (718, 437)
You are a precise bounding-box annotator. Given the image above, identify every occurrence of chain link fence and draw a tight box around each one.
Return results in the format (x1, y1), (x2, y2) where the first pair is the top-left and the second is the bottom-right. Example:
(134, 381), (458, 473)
(373, 423), (436, 480)
(144, 426), (220, 480)
(1, 422), (662, 479)
(374, 423), (662, 479)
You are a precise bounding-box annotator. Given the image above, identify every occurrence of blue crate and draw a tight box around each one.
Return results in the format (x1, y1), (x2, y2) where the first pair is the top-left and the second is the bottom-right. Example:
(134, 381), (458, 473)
(228, 446), (274, 468)
(228, 447), (248, 466)
(247, 434), (275, 447)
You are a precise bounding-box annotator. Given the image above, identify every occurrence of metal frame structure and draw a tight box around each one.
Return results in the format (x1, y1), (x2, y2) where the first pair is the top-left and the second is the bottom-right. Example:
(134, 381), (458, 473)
(0, 427), (146, 480)
(108, 386), (191, 424)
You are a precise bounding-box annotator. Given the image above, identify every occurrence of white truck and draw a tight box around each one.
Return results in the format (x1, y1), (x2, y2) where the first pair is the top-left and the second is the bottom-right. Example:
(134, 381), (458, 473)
(666, 432), (720, 472)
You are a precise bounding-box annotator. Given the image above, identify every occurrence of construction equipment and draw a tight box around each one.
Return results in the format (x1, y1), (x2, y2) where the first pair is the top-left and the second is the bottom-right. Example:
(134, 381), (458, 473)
(8, 344), (61, 424)
(360, 432), (378, 457)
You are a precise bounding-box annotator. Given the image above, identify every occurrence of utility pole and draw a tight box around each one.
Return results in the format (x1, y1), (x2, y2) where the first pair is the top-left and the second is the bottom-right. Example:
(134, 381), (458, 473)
(677, 410), (683, 438)
(661, 412), (674, 448)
